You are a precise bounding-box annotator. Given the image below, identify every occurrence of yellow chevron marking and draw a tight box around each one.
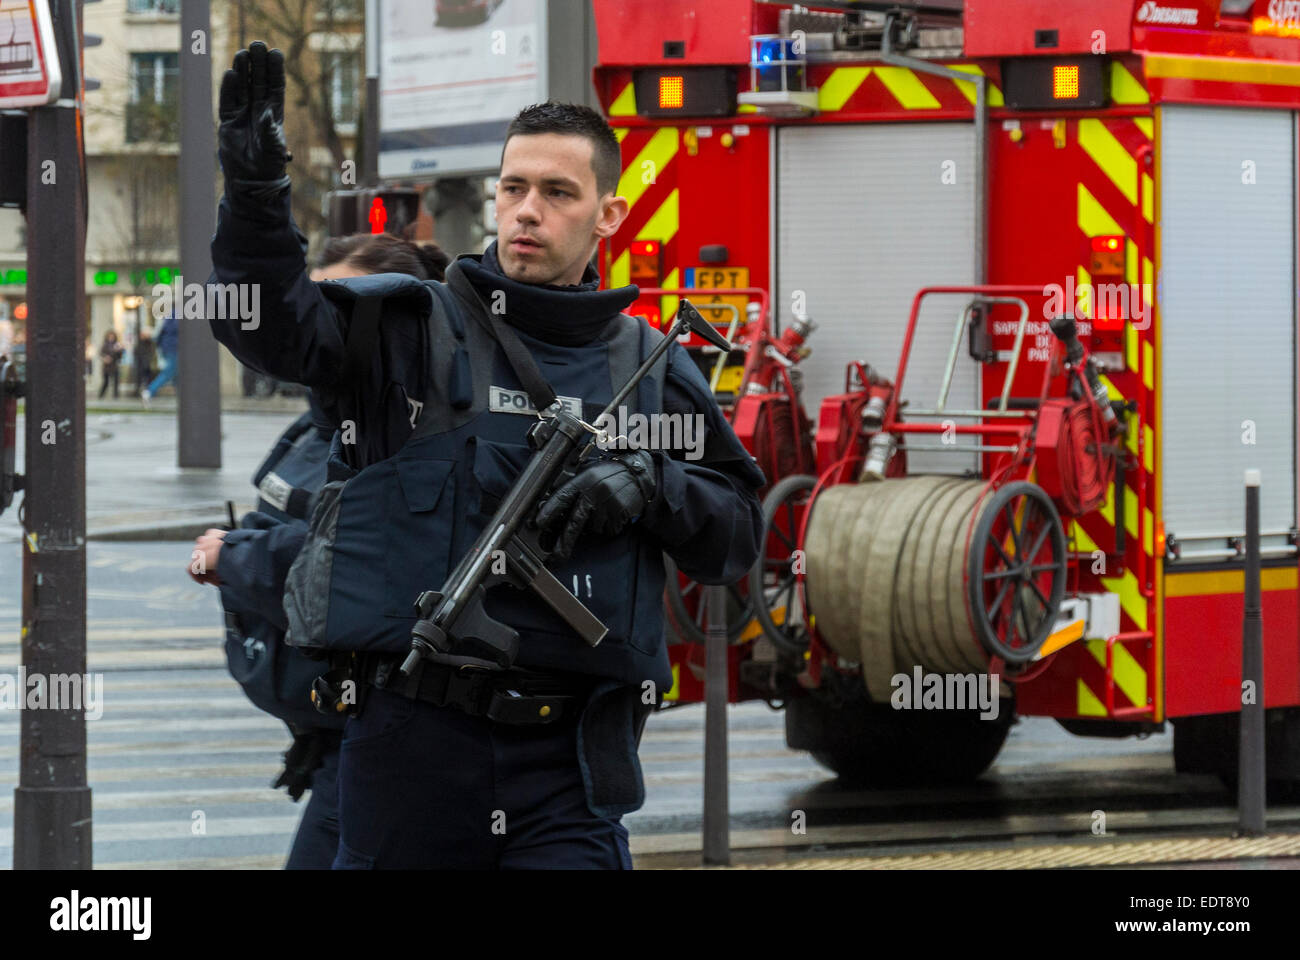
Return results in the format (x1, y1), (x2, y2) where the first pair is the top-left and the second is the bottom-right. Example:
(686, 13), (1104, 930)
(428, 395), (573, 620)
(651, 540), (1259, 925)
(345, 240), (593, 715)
(618, 127), (678, 211)
(1125, 240), (1140, 373)
(1098, 372), (1122, 401)
(1111, 62), (1150, 104)
(636, 188), (679, 245)
(949, 64), (1006, 106)
(614, 127), (629, 144)
(1099, 477), (1115, 525)
(1141, 173), (1154, 222)
(1144, 507), (1154, 557)
(1166, 567), (1298, 597)
(1124, 486), (1139, 540)
(875, 66), (941, 109)
(1078, 678), (1108, 716)
(1074, 523), (1148, 631)
(1078, 183), (1123, 237)
(665, 662), (680, 701)
(1143, 424), (1153, 473)
(1147, 53), (1300, 88)
(609, 82), (637, 117)
(1134, 116), (1154, 138)
(610, 249), (629, 289)
(1143, 341), (1153, 391)
(660, 267), (679, 328)
(1127, 409), (1140, 461)
(1079, 119), (1137, 206)
(1086, 638), (1147, 709)
(818, 66), (871, 111)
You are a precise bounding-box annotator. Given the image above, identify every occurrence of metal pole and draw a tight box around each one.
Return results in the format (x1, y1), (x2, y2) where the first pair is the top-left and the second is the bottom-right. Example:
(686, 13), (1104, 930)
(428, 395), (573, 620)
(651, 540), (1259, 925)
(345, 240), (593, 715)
(364, 0), (379, 186)
(14, 0), (91, 870)
(1238, 468), (1266, 834)
(702, 584), (730, 865)
(177, 0), (220, 468)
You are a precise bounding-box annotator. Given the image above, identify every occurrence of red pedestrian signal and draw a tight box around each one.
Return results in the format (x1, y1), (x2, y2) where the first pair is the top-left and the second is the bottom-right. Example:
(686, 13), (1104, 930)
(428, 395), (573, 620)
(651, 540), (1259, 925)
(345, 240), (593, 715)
(369, 196), (388, 234)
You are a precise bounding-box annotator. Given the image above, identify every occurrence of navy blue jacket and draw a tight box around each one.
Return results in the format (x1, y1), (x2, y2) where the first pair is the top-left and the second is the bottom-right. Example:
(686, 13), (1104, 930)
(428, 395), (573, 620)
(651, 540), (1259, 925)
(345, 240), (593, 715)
(218, 408), (344, 731)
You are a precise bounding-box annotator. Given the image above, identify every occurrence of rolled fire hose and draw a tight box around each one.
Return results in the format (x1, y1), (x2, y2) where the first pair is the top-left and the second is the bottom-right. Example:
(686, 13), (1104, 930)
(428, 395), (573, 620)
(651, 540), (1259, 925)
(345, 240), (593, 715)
(805, 477), (991, 701)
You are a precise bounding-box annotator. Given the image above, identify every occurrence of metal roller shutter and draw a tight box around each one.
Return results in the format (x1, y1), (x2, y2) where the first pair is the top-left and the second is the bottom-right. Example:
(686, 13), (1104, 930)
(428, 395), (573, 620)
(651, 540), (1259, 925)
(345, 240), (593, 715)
(1158, 105), (1296, 555)
(776, 123), (979, 474)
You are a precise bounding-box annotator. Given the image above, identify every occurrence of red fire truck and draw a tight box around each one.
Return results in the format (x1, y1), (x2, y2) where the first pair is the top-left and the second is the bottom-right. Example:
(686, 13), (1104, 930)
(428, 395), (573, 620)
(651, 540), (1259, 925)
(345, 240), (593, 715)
(592, 0), (1300, 789)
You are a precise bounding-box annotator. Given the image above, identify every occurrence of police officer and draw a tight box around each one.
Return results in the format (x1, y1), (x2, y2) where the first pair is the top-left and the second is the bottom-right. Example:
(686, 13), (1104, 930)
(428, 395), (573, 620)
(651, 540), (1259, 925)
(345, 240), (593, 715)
(209, 42), (764, 869)
(189, 234), (449, 868)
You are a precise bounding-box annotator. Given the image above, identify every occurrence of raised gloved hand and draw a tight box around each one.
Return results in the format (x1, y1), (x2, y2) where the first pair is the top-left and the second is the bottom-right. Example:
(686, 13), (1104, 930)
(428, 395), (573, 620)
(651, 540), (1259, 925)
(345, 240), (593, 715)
(218, 41), (292, 195)
(535, 449), (658, 561)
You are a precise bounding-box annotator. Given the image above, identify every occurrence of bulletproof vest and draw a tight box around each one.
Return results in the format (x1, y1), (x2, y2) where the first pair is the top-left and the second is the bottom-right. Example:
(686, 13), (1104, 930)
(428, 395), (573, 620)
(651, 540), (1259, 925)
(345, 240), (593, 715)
(223, 411), (345, 730)
(284, 263), (673, 687)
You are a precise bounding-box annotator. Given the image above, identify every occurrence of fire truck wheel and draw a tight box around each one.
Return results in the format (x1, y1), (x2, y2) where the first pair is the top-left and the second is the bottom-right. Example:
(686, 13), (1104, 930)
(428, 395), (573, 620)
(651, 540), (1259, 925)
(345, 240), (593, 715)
(749, 474), (818, 656)
(786, 692), (1014, 787)
(966, 481), (1067, 663)
(663, 556), (753, 646)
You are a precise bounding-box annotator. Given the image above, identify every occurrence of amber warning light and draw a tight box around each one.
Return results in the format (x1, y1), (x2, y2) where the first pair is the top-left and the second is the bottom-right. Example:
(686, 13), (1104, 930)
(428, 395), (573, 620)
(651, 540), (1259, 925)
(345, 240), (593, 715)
(659, 75), (685, 109)
(1052, 65), (1080, 100)
(629, 239), (663, 284)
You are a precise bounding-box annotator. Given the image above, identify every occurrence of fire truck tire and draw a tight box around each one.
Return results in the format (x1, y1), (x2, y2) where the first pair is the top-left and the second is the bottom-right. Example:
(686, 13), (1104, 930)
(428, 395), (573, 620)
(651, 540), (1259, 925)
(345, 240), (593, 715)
(663, 556), (752, 646)
(749, 473), (818, 656)
(786, 692), (1014, 786)
(965, 481), (1068, 663)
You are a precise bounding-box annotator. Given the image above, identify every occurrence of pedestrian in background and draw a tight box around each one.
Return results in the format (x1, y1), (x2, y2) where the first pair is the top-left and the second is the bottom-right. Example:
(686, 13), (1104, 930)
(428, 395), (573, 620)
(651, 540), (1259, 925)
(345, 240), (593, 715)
(141, 314), (179, 407)
(97, 330), (124, 399)
(134, 328), (156, 397)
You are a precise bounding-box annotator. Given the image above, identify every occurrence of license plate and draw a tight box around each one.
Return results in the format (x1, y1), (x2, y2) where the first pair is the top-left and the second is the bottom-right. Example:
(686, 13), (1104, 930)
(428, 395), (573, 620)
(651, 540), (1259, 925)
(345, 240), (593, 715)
(685, 266), (750, 329)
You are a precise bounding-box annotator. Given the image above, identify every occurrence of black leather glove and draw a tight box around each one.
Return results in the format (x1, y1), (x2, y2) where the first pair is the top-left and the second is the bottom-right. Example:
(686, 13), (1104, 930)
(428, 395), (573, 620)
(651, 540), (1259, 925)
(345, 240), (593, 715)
(535, 449), (658, 561)
(218, 41), (293, 199)
(272, 729), (326, 803)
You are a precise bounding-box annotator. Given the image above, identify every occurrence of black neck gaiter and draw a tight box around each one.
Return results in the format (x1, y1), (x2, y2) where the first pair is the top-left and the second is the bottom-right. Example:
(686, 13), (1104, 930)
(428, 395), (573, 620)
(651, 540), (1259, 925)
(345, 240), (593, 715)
(456, 242), (640, 347)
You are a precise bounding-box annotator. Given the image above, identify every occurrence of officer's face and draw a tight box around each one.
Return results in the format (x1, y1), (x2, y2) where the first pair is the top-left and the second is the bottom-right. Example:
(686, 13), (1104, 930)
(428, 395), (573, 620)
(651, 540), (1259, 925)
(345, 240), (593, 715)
(496, 133), (628, 287)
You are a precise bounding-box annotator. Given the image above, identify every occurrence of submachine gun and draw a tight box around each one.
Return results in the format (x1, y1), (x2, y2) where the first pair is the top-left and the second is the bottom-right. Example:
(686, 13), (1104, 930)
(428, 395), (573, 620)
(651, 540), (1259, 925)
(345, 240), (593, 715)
(399, 299), (732, 677)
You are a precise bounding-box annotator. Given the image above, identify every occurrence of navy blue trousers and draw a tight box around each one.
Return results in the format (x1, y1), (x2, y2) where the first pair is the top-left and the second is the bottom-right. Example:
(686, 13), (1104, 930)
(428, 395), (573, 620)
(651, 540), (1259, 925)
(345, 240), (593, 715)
(285, 745), (341, 869)
(332, 686), (632, 869)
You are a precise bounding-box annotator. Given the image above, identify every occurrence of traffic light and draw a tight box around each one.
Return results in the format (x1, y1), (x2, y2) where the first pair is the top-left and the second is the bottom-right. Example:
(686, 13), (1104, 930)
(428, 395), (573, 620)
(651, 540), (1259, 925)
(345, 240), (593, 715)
(326, 189), (362, 237)
(363, 188), (421, 237)
(324, 187), (422, 238)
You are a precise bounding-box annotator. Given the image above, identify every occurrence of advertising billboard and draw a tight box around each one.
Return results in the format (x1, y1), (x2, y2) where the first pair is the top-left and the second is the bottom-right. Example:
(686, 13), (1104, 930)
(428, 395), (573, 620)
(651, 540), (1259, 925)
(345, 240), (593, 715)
(379, 0), (547, 178)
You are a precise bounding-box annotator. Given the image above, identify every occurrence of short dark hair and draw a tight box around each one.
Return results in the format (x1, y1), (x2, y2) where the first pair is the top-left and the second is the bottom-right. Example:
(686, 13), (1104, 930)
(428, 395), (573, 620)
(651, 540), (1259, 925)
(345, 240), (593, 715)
(503, 101), (622, 198)
(316, 233), (450, 282)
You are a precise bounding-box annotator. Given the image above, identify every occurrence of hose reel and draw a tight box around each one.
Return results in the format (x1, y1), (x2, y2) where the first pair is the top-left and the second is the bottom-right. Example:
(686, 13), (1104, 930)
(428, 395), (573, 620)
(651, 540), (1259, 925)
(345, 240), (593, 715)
(804, 476), (1067, 700)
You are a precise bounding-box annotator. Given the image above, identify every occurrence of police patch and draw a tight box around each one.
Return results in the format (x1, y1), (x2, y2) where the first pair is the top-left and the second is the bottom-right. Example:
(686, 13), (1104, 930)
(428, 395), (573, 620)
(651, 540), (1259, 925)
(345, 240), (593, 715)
(489, 386), (583, 417)
(258, 470), (293, 513)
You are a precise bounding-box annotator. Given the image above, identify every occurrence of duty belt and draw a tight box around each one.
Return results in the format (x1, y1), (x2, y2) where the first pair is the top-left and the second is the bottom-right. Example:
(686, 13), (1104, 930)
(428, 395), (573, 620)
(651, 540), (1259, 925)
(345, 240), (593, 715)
(359, 656), (593, 726)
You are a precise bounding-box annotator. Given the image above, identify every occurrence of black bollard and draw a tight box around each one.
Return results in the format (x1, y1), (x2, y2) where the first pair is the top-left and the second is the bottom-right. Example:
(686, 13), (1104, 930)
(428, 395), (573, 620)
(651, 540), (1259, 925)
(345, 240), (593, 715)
(702, 584), (731, 865)
(1238, 469), (1265, 835)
